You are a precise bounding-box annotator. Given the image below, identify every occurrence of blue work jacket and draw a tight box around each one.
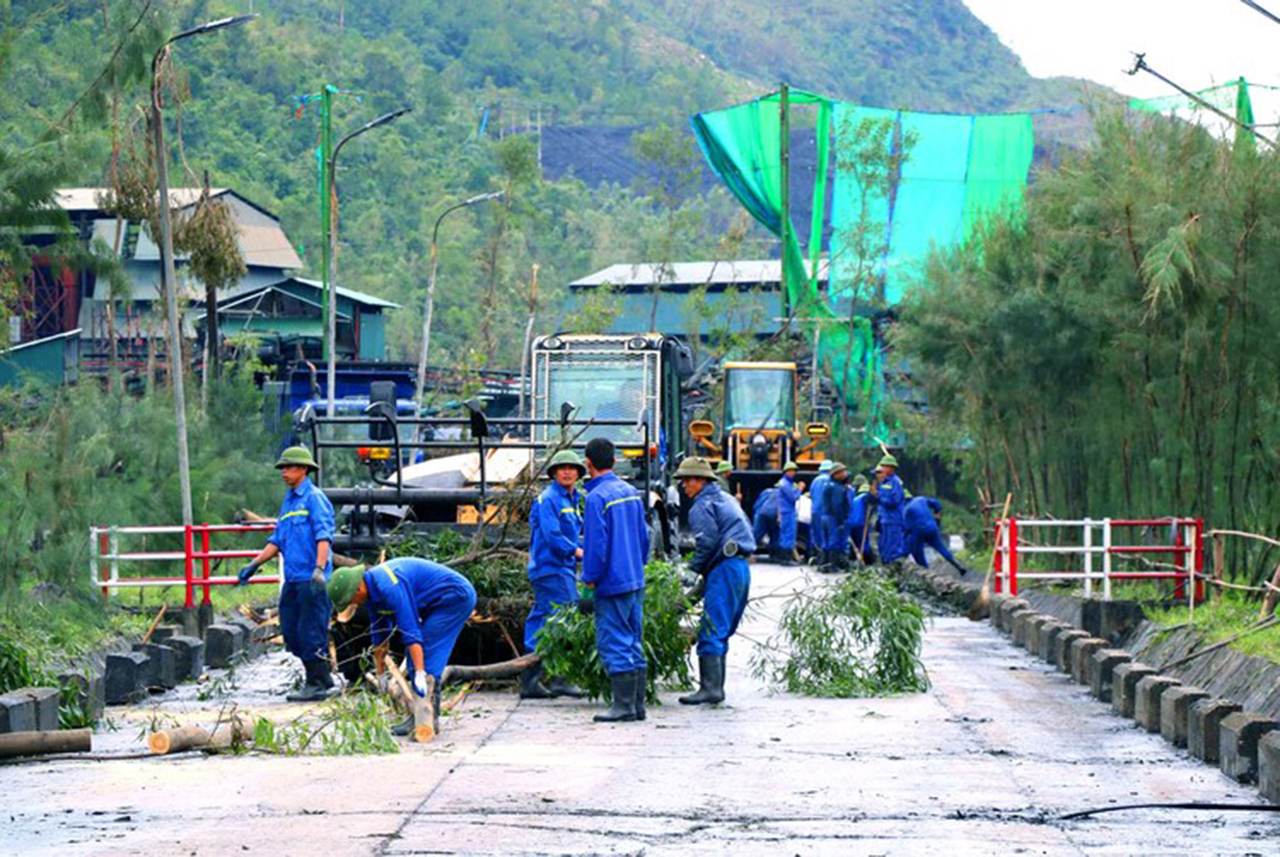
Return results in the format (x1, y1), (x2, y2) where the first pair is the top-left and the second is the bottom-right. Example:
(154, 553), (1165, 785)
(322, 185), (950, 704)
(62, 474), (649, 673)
(582, 471), (650, 597)
(528, 481), (583, 581)
(810, 474), (831, 526)
(873, 474), (907, 524)
(776, 474), (801, 521)
(364, 558), (475, 648)
(267, 477), (334, 583)
(688, 482), (757, 576)
(905, 496), (944, 536)
(849, 490), (872, 530)
(753, 487), (779, 519)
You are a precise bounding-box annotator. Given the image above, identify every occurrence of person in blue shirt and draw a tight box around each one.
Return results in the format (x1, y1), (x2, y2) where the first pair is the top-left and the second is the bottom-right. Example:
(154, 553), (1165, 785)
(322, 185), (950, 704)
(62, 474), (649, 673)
(774, 461), (801, 566)
(848, 476), (876, 565)
(674, 458), (756, 706)
(819, 462), (852, 572)
(871, 454), (908, 564)
(520, 449), (586, 700)
(752, 486), (779, 551)
(328, 557), (477, 736)
(581, 437), (651, 723)
(808, 460), (834, 566)
(904, 496), (971, 575)
(238, 446), (336, 702)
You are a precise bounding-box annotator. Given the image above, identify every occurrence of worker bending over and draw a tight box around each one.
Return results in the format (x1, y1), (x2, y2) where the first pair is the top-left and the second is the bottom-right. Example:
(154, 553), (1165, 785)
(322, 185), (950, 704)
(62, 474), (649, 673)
(675, 458), (755, 705)
(752, 486), (780, 552)
(871, 454), (908, 564)
(904, 496), (970, 575)
(238, 446), (335, 702)
(521, 449), (586, 700)
(328, 557), (477, 735)
(582, 437), (651, 723)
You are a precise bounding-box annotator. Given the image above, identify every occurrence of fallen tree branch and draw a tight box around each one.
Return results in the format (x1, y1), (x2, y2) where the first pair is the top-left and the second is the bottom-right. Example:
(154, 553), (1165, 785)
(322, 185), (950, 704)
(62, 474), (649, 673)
(441, 653), (538, 686)
(0, 728), (92, 759)
(1158, 615), (1280, 671)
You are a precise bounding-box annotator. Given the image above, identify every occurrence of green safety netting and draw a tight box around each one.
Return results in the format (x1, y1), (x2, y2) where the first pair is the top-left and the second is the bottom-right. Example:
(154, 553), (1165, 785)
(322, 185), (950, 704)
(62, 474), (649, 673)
(1131, 78), (1258, 151)
(692, 90), (1034, 440)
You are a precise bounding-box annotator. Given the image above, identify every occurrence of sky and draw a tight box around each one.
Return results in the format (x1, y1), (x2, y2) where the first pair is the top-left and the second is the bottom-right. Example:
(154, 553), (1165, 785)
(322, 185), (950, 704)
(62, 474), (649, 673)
(964, 0), (1280, 127)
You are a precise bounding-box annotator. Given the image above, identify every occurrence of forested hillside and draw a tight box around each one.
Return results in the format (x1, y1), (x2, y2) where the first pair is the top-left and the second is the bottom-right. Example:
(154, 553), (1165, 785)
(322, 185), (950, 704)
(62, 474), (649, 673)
(6, 0), (1095, 369)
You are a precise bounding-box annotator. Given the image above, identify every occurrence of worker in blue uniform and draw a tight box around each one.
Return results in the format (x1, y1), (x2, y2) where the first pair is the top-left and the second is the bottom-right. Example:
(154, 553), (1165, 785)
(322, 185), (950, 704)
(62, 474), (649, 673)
(904, 496), (970, 575)
(328, 557), (477, 735)
(807, 460), (834, 565)
(674, 457), (755, 705)
(752, 486), (779, 551)
(848, 476), (876, 565)
(520, 449), (586, 700)
(774, 460), (801, 566)
(581, 437), (651, 723)
(871, 454), (908, 564)
(819, 462), (852, 571)
(238, 446), (336, 702)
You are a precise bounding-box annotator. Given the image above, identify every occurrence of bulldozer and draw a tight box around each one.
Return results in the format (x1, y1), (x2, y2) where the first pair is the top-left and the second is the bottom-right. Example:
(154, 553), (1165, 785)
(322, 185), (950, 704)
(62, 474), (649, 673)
(688, 360), (830, 512)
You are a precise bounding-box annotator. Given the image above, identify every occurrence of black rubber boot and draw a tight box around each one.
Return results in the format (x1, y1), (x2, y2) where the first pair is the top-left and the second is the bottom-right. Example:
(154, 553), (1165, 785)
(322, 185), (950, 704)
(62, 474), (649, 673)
(286, 660), (332, 702)
(391, 715), (413, 737)
(546, 676), (583, 699)
(633, 667), (647, 721)
(519, 663), (553, 699)
(679, 655), (726, 705)
(593, 671), (638, 722)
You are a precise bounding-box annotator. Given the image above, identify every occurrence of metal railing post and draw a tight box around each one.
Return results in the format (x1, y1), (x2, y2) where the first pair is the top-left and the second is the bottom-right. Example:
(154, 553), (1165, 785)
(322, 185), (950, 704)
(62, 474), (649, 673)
(109, 527), (120, 597)
(1102, 518), (1112, 600)
(184, 525), (195, 610)
(1009, 518), (1019, 596)
(993, 520), (1004, 594)
(201, 524), (213, 605)
(1083, 518), (1094, 598)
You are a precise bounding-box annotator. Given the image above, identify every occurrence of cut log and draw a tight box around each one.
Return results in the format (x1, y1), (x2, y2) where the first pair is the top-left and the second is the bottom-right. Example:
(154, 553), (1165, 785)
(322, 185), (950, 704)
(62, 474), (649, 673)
(149, 726), (211, 755)
(442, 653), (538, 686)
(0, 728), (92, 758)
(385, 657), (435, 743)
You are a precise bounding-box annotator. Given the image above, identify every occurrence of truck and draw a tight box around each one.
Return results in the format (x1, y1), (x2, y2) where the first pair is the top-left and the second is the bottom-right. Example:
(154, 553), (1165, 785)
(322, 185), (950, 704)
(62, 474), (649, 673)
(687, 360), (831, 513)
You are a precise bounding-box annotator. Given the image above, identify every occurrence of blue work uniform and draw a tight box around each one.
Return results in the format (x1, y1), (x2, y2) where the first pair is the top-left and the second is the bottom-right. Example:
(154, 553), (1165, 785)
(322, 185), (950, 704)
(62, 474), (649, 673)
(364, 558), (477, 681)
(821, 478), (852, 556)
(582, 471), (650, 675)
(688, 483), (755, 656)
(809, 474), (831, 554)
(776, 474), (801, 550)
(752, 487), (779, 548)
(873, 473), (908, 562)
(904, 496), (966, 573)
(268, 477), (335, 663)
(848, 490), (873, 558)
(525, 481), (583, 651)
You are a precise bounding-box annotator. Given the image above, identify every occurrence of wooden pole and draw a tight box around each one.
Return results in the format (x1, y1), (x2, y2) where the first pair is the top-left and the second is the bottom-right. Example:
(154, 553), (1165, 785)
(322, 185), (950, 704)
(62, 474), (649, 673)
(1213, 533), (1226, 604)
(385, 656), (434, 743)
(779, 82), (791, 320)
(0, 728), (91, 759)
(141, 604), (167, 645)
(969, 493), (1013, 621)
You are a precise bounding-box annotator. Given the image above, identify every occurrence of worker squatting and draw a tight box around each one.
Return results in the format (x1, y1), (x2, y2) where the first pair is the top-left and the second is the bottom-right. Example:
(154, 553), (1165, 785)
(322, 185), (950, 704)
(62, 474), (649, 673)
(235, 443), (966, 727)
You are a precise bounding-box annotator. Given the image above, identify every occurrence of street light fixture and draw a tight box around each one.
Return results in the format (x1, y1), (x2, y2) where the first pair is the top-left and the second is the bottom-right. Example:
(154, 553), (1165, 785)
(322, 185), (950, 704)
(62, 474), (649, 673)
(151, 13), (256, 526)
(413, 190), (504, 409)
(324, 107), (413, 420)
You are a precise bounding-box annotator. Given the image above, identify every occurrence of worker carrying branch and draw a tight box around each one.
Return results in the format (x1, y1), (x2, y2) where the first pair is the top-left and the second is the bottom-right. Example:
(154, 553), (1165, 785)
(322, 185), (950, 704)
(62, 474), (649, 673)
(328, 557), (477, 736)
(674, 457), (755, 706)
(237, 446), (336, 702)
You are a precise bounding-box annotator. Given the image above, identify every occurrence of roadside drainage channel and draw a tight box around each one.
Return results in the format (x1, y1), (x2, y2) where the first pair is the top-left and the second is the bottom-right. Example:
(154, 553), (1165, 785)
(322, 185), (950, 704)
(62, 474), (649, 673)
(0, 610), (276, 737)
(897, 561), (1280, 806)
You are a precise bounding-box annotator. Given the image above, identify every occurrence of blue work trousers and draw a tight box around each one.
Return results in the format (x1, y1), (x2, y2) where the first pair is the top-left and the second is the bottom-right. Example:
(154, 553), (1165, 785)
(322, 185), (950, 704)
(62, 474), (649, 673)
(697, 556), (751, 656)
(418, 588), (478, 681)
(909, 528), (965, 573)
(879, 523), (908, 563)
(753, 512), (778, 549)
(826, 522), (851, 557)
(595, 589), (646, 675)
(778, 511), (798, 549)
(279, 580), (332, 663)
(524, 572), (578, 652)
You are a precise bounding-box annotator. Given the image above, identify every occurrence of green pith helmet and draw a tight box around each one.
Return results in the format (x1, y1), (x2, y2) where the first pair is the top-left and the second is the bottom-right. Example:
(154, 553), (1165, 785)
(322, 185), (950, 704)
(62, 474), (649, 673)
(878, 453), (899, 470)
(853, 474), (869, 490)
(275, 445), (320, 472)
(818, 460), (834, 473)
(546, 449), (587, 478)
(327, 564), (367, 610)
(829, 461), (848, 477)
(782, 460), (798, 472)
(715, 460), (733, 474)
(674, 457), (717, 480)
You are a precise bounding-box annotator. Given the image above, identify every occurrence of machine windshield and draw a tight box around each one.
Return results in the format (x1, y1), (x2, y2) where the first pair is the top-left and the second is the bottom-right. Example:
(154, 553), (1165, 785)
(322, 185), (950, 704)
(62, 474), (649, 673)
(723, 368), (794, 431)
(546, 360), (647, 444)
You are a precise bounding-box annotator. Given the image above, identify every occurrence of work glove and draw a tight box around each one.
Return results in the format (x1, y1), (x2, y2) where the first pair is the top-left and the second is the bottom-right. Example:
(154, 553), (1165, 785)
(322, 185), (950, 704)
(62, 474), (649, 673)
(236, 563), (258, 586)
(310, 565), (327, 595)
(412, 671), (429, 698)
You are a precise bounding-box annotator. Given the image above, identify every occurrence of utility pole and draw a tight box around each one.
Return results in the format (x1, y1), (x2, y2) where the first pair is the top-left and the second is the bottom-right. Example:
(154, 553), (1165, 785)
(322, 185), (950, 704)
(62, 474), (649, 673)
(779, 82), (791, 320)
(318, 84), (336, 417)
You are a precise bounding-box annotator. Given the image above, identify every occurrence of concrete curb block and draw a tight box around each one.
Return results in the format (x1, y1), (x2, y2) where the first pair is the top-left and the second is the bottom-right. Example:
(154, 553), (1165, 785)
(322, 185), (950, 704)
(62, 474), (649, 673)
(1088, 649), (1132, 702)
(1258, 732), (1280, 803)
(1134, 675), (1181, 732)
(1011, 611), (1036, 648)
(104, 651), (150, 705)
(986, 593), (1009, 625)
(1219, 712), (1279, 784)
(1070, 637), (1110, 685)
(1189, 698), (1242, 763)
(1054, 630), (1090, 673)
(1037, 621), (1070, 663)
(132, 643), (178, 690)
(1025, 615), (1053, 651)
(165, 635), (204, 682)
(1161, 685), (1209, 748)
(205, 624), (246, 670)
(997, 599), (1030, 633)
(0, 687), (59, 732)
(1113, 662), (1157, 719)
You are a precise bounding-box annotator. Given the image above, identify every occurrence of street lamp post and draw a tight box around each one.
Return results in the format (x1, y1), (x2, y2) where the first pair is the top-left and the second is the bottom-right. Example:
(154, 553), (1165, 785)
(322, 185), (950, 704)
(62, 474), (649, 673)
(151, 14), (255, 526)
(324, 107), (412, 420)
(413, 191), (504, 410)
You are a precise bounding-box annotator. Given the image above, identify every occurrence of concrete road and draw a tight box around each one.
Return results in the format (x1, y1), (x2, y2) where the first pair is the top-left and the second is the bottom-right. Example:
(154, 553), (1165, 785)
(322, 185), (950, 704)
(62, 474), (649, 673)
(3, 562), (1276, 856)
